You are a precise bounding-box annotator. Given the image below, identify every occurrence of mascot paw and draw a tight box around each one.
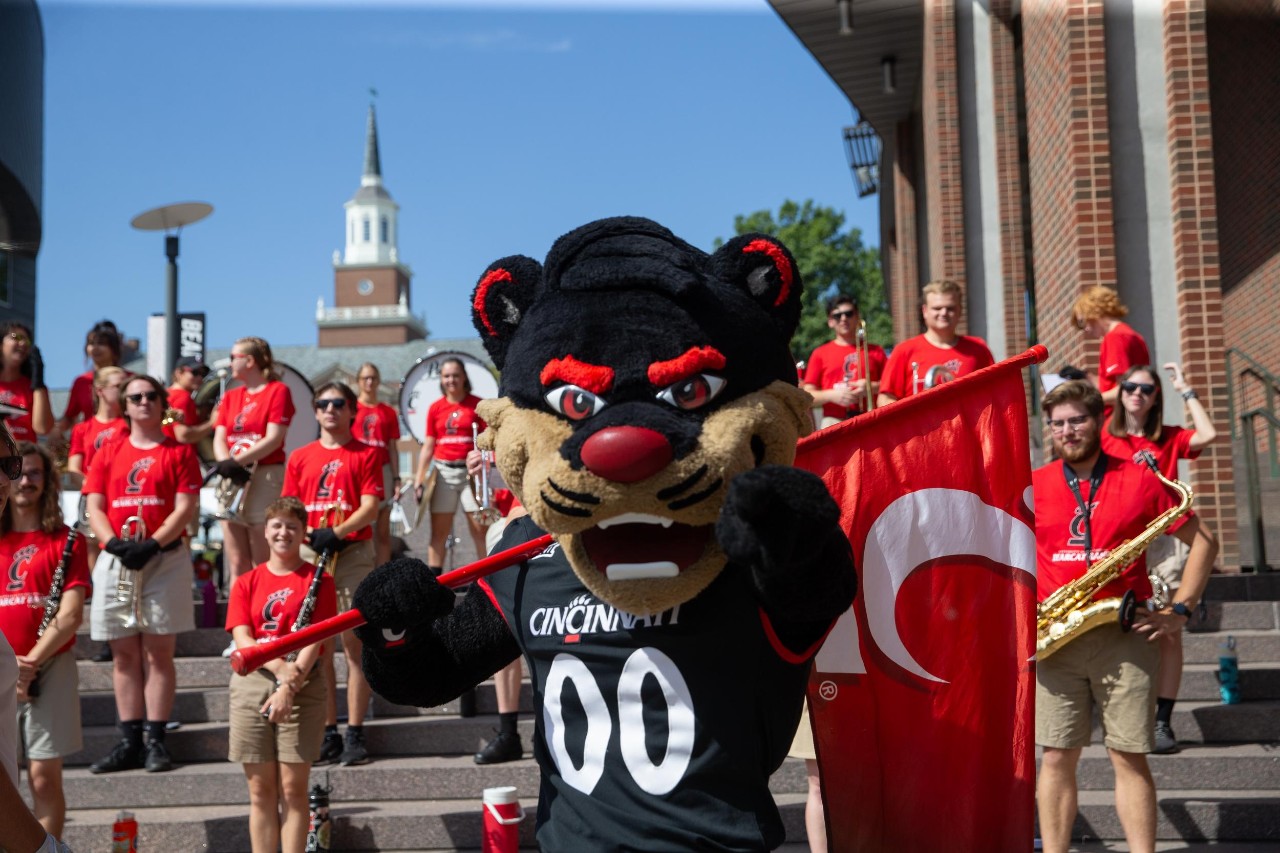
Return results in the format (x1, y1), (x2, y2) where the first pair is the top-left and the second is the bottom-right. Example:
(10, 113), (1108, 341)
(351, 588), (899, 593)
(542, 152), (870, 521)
(353, 558), (456, 650)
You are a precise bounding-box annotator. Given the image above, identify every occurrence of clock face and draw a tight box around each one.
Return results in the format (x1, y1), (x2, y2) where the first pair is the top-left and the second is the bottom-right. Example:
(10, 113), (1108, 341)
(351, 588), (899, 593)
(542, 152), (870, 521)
(357, 278), (374, 296)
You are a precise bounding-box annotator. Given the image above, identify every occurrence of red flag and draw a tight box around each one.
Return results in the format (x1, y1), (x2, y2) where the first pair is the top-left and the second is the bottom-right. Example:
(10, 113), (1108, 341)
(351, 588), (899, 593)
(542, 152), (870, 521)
(794, 345), (1046, 852)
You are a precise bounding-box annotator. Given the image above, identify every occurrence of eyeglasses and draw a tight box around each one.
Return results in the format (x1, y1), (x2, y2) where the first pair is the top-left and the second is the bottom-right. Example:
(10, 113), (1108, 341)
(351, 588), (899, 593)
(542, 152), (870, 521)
(125, 391), (161, 405)
(0, 431), (20, 480)
(229, 353), (250, 361)
(315, 398), (348, 411)
(1047, 414), (1092, 434)
(358, 375), (379, 383)
(18, 467), (44, 481)
(1120, 381), (1156, 396)
(7, 332), (30, 345)
(829, 310), (856, 321)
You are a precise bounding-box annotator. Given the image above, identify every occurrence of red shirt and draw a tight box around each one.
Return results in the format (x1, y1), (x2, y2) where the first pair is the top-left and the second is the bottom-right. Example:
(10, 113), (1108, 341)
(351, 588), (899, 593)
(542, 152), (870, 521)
(1100, 426), (1200, 481)
(1097, 322), (1150, 394)
(427, 394), (485, 462)
(226, 561), (337, 648)
(1033, 452), (1191, 603)
(62, 370), (96, 425)
(281, 439), (384, 541)
(163, 385), (201, 441)
(215, 381), (295, 466)
(355, 402), (400, 467)
(69, 416), (127, 473)
(0, 377), (37, 442)
(0, 528), (90, 656)
(82, 436), (203, 536)
(879, 335), (995, 400)
(803, 339), (888, 420)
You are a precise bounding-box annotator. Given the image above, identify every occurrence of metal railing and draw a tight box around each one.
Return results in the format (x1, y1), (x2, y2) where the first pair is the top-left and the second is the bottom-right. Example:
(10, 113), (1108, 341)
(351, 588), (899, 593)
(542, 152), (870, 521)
(1239, 407), (1280, 572)
(1225, 348), (1280, 478)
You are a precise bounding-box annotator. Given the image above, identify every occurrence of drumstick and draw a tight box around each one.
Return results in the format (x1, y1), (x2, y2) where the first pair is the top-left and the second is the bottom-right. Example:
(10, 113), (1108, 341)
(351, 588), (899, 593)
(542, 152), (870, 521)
(229, 532), (554, 676)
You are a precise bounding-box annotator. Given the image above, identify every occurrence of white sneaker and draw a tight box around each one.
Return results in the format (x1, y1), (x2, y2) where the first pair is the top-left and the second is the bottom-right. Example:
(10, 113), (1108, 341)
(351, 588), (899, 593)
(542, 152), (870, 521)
(221, 640), (236, 658)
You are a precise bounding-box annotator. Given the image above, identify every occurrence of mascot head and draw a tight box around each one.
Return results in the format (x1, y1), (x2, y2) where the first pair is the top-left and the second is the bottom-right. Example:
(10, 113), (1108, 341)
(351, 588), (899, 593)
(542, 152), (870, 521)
(471, 217), (812, 614)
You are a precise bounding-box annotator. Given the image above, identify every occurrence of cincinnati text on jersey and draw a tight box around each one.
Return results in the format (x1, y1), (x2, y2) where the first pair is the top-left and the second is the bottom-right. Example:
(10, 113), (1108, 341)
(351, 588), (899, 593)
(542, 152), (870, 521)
(1051, 548), (1113, 563)
(527, 592), (683, 641)
(112, 496), (166, 509)
(0, 592), (46, 608)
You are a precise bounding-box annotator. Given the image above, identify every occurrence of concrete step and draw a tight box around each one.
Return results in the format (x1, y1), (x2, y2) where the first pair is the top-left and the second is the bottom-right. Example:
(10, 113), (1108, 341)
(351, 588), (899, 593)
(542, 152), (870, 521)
(1176, 662), (1280, 702)
(1182, 629), (1280, 664)
(1201, 573), (1280, 602)
(73, 626), (231, 659)
(1094, 700), (1280, 744)
(1039, 743), (1280, 791)
(42, 754), (809, 810)
(58, 793), (809, 852)
(1190, 601), (1280, 632)
(65, 716), (543, 767)
(1072, 789), (1280, 841)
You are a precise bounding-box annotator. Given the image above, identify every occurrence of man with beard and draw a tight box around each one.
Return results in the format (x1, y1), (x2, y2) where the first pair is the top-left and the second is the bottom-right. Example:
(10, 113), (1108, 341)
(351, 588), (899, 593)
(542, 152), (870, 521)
(1033, 380), (1217, 853)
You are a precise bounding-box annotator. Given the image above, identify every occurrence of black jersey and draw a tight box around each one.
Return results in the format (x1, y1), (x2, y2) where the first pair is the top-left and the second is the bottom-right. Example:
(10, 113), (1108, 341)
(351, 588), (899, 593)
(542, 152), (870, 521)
(478, 516), (810, 852)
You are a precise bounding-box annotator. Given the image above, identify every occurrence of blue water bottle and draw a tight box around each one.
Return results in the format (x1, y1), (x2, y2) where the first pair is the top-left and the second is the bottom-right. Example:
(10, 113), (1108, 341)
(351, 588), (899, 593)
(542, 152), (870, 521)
(1217, 635), (1241, 705)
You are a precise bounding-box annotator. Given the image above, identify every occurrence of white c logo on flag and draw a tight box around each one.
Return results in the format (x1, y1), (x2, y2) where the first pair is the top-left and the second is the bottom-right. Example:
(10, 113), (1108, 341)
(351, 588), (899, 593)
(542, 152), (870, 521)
(815, 488), (1036, 683)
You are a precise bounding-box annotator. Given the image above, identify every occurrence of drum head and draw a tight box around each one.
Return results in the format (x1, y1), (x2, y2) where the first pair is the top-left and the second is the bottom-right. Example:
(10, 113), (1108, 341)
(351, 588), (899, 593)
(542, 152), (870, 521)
(204, 359), (319, 457)
(398, 351), (499, 443)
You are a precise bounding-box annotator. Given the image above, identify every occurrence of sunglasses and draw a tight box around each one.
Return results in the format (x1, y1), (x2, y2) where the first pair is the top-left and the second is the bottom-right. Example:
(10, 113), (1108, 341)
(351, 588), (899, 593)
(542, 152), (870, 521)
(829, 310), (857, 321)
(7, 332), (30, 345)
(315, 398), (348, 411)
(1120, 381), (1156, 396)
(0, 431), (20, 480)
(125, 391), (161, 405)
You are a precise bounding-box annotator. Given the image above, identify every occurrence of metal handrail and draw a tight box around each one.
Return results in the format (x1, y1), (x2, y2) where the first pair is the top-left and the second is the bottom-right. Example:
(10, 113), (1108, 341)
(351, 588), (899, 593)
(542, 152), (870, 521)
(1225, 348), (1280, 476)
(1239, 407), (1280, 572)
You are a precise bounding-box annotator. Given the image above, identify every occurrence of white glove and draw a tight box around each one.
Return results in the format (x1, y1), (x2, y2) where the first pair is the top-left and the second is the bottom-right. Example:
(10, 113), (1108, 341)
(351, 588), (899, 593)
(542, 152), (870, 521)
(35, 833), (74, 853)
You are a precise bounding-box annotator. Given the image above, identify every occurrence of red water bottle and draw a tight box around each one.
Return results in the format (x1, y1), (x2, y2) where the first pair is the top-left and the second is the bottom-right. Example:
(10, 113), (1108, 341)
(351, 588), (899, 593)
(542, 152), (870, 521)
(112, 810), (138, 852)
(482, 786), (524, 853)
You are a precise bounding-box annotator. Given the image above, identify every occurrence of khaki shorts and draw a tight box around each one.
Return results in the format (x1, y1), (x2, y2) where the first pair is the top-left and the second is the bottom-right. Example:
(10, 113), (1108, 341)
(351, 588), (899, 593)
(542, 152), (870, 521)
(301, 538), (375, 614)
(90, 545), (196, 640)
(228, 669), (326, 764)
(788, 700), (816, 761)
(1036, 624), (1160, 753)
(17, 652), (82, 760)
(430, 462), (479, 515)
(1148, 535), (1189, 592)
(240, 464), (285, 526)
(380, 464), (395, 509)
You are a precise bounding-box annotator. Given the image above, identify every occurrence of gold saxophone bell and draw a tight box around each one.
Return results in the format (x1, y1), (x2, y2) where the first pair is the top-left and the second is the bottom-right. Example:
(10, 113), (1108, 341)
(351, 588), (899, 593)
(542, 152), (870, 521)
(1036, 452), (1192, 660)
(113, 515), (149, 631)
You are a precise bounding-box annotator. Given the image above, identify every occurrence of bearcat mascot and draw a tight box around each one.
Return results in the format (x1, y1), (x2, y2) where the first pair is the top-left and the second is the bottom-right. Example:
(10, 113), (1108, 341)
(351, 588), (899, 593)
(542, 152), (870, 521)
(353, 217), (856, 851)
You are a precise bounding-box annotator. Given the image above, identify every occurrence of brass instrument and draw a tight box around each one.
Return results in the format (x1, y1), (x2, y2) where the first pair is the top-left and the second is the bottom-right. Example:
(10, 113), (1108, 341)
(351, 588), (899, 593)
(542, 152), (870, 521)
(114, 515), (148, 631)
(470, 423), (501, 527)
(924, 364), (957, 389)
(911, 361), (921, 396)
(1036, 452), (1192, 660)
(212, 438), (256, 525)
(312, 490), (346, 579)
(75, 493), (95, 541)
(855, 320), (874, 413)
(161, 407), (184, 427)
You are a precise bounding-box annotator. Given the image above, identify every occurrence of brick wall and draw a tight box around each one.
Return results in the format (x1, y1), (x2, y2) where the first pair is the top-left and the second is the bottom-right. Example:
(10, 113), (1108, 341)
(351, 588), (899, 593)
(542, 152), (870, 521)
(990, 0), (1031, 362)
(1164, 0), (1237, 568)
(1021, 0), (1115, 378)
(890, 120), (921, 345)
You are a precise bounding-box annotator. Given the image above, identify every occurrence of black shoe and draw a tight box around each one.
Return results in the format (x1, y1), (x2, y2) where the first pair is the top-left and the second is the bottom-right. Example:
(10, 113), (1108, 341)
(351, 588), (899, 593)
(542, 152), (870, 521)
(474, 730), (522, 765)
(143, 740), (173, 772)
(90, 739), (143, 774)
(91, 644), (113, 663)
(1152, 721), (1180, 755)
(339, 728), (369, 766)
(315, 730), (342, 765)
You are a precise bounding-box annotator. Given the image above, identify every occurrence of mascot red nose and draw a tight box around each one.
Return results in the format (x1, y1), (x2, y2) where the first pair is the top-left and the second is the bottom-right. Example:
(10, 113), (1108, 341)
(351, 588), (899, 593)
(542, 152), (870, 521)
(353, 216), (856, 852)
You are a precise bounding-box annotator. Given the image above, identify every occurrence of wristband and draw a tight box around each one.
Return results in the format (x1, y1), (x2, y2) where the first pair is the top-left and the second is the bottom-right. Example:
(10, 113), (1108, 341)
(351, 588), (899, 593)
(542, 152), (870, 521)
(1181, 389), (1198, 401)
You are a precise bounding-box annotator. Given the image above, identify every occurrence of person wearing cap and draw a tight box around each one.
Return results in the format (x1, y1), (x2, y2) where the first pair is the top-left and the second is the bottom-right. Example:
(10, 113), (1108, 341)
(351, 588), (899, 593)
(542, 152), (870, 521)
(165, 357), (215, 445)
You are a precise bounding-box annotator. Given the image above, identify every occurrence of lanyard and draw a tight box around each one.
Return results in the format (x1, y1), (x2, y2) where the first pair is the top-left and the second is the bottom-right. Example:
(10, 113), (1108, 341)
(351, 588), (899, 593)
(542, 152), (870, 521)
(1062, 456), (1107, 561)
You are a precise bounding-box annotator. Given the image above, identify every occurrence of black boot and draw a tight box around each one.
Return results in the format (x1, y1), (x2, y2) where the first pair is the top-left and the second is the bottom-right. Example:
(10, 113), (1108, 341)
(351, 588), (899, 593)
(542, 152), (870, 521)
(90, 720), (144, 774)
(143, 719), (173, 772)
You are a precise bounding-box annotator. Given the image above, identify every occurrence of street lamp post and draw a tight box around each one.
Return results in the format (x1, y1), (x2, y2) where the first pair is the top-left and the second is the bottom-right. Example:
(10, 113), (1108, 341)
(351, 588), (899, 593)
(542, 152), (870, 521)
(130, 202), (213, 376)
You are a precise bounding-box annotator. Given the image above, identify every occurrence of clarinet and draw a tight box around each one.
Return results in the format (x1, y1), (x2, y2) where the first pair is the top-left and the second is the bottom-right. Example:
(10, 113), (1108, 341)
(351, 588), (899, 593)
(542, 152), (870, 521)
(29, 526), (79, 699)
(262, 561), (329, 718)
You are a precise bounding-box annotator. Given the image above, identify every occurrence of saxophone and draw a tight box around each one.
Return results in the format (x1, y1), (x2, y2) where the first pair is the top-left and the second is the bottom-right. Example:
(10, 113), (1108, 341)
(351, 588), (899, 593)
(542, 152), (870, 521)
(1036, 451), (1193, 660)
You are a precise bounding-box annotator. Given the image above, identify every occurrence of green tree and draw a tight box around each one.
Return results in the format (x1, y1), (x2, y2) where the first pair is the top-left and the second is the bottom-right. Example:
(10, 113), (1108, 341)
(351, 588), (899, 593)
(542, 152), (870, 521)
(717, 199), (888, 362)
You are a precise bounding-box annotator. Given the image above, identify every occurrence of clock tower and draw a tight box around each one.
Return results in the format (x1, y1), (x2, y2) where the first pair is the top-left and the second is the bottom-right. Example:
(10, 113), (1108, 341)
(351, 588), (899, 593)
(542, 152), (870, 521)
(317, 103), (427, 347)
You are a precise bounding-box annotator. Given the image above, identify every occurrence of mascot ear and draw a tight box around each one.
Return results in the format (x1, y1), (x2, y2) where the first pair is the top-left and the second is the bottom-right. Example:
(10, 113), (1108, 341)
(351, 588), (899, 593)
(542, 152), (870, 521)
(709, 234), (803, 339)
(471, 256), (542, 370)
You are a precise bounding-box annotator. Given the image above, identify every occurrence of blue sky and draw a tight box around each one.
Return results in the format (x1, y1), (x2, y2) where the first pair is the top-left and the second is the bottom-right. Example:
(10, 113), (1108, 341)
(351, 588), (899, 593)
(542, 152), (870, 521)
(34, 0), (878, 386)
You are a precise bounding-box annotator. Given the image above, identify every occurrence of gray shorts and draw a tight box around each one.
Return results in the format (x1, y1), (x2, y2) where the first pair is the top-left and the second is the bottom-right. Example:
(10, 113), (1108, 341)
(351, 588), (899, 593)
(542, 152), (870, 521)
(430, 461), (478, 515)
(1148, 535), (1190, 592)
(380, 464), (395, 510)
(90, 544), (196, 640)
(17, 651), (82, 760)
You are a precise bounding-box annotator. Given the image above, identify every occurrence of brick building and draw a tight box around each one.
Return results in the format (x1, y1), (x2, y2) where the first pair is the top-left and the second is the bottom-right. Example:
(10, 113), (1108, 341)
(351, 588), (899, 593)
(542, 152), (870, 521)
(769, 0), (1280, 570)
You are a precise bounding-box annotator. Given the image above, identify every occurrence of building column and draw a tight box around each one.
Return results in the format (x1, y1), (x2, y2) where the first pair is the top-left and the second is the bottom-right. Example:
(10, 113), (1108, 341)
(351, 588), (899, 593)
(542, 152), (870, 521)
(889, 121), (921, 345)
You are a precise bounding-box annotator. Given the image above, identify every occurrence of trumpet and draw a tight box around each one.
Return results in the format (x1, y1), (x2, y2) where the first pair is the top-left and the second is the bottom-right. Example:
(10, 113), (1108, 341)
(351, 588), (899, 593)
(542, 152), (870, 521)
(470, 423), (501, 527)
(113, 515), (148, 630)
(853, 320), (874, 414)
(312, 490), (346, 579)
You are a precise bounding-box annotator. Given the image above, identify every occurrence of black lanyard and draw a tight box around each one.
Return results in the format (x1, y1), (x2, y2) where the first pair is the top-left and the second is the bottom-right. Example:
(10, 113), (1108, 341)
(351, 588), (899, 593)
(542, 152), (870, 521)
(1062, 456), (1107, 561)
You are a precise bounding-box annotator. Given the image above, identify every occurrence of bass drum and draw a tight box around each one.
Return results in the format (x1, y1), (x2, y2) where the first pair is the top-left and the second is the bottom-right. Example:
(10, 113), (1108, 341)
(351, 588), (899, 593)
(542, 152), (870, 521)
(193, 360), (319, 462)
(398, 350), (499, 444)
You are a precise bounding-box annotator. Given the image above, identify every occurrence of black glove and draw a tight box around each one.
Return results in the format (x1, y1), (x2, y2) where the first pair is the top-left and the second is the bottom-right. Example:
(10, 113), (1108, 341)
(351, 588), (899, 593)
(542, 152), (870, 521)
(119, 538), (161, 570)
(352, 558), (457, 649)
(28, 346), (45, 391)
(103, 537), (130, 558)
(214, 458), (253, 485)
(308, 527), (349, 555)
(1058, 364), (1087, 382)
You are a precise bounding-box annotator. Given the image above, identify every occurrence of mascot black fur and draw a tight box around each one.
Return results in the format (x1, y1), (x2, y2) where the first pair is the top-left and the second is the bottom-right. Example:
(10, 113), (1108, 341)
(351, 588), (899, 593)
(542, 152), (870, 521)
(353, 217), (856, 851)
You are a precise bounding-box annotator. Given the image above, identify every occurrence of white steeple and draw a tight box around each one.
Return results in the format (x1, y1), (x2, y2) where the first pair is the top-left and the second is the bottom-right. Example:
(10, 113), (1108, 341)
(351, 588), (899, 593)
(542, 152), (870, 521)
(341, 103), (400, 266)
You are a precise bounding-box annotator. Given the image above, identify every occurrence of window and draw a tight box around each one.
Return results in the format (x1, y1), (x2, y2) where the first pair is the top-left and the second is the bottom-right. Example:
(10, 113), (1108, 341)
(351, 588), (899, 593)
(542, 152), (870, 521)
(363, 218), (371, 242)
(381, 217), (389, 243)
